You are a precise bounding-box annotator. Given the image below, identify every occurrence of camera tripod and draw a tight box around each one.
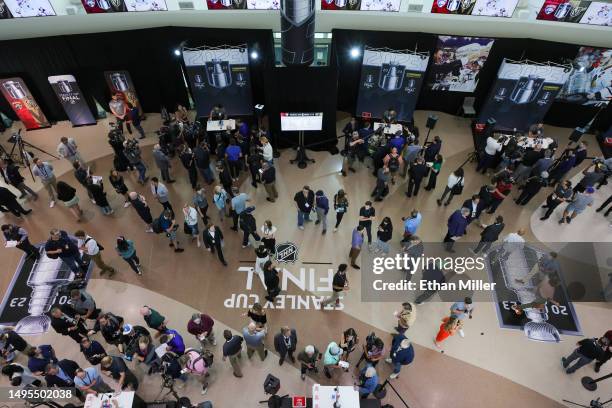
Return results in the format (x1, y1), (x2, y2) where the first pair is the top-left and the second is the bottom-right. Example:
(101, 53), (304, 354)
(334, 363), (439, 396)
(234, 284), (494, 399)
(154, 375), (181, 402)
(562, 397), (611, 408)
(0, 129), (59, 180)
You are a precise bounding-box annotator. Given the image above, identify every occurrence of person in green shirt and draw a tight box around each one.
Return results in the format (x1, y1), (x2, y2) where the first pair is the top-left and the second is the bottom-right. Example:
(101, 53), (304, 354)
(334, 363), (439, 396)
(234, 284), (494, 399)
(323, 342), (343, 379)
(140, 306), (167, 337)
(425, 154), (443, 191)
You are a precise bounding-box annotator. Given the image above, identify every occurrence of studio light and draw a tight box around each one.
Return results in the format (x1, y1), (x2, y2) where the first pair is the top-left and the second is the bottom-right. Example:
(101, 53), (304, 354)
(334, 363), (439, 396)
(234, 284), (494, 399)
(350, 47), (361, 59)
(250, 51), (259, 60)
(173, 49), (181, 56)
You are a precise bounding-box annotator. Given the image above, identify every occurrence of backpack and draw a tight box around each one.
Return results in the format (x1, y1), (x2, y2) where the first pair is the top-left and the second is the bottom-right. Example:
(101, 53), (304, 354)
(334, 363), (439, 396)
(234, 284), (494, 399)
(186, 348), (214, 369)
(85, 237), (104, 251)
(451, 177), (464, 194)
(151, 215), (164, 234)
(388, 156), (400, 172)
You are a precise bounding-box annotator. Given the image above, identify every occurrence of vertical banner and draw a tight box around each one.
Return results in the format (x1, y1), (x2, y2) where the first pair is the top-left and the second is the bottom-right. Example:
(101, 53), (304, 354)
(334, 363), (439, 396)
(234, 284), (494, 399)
(427, 36), (494, 92)
(556, 47), (611, 106)
(355, 48), (430, 122)
(48, 75), (96, 127)
(182, 46), (253, 118)
(280, 0), (316, 66)
(103, 71), (142, 113)
(477, 60), (570, 131)
(0, 78), (50, 130)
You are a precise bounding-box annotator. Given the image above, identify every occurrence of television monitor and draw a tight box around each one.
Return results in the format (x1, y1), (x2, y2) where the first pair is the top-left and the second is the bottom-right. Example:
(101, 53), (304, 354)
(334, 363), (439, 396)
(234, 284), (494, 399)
(431, 0), (519, 17)
(3, 0), (55, 17)
(206, 0), (280, 9)
(321, 0), (400, 11)
(280, 112), (323, 131)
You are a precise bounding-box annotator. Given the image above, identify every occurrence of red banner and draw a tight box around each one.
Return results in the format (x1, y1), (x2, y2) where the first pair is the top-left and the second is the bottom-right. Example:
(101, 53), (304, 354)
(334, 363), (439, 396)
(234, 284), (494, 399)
(0, 77), (50, 130)
(103, 70), (142, 115)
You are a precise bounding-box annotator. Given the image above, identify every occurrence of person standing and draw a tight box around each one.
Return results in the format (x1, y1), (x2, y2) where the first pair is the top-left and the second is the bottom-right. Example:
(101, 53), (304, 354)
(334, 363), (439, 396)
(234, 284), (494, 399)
(159, 329), (185, 355)
(182, 203), (201, 248)
(434, 317), (462, 349)
(213, 186), (228, 222)
(49, 306), (88, 344)
(477, 134), (502, 173)
(323, 342), (343, 379)
(109, 93), (128, 132)
(203, 222), (227, 266)
(158, 210), (184, 252)
(540, 179), (573, 221)
(1, 224), (39, 260)
(560, 187), (595, 225)
(179, 146), (199, 191)
(222, 330), (243, 378)
(0, 187), (31, 217)
(461, 195), (482, 224)
(294, 186), (315, 230)
(383, 147), (403, 185)
(358, 201), (375, 245)
(261, 220), (277, 255)
(393, 302), (416, 334)
(45, 229), (85, 276)
(192, 186), (209, 224)
(31, 158), (57, 208)
(239, 206), (261, 248)
(127, 103), (145, 139)
(259, 136), (274, 165)
(109, 170), (130, 207)
(424, 154), (443, 191)
(349, 226), (365, 269)
(86, 177), (113, 216)
(274, 326), (297, 366)
(562, 337), (606, 374)
(261, 162), (278, 203)
(444, 208), (470, 253)
(74, 366), (114, 396)
(333, 189), (349, 232)
(263, 260), (280, 302)
(230, 188), (250, 231)
(406, 157), (428, 197)
(471, 216), (505, 255)
(372, 166), (390, 202)
(0, 159), (37, 200)
(321, 264), (348, 309)
(515, 172), (548, 206)
(385, 335), (414, 379)
(242, 322), (268, 361)
(340, 328), (358, 361)
(150, 177), (174, 216)
(79, 338), (107, 366)
(437, 168), (464, 207)
(225, 139), (242, 181)
(100, 355), (138, 391)
(218, 162), (233, 199)
(152, 144), (173, 184)
(128, 192), (154, 232)
(57, 137), (85, 166)
(194, 142), (214, 185)
(596, 195), (612, 218)
(297, 345), (320, 380)
(401, 210), (422, 242)
(123, 139), (148, 185)
(548, 151), (576, 185)
(115, 236), (141, 275)
(140, 306), (167, 336)
(315, 190), (329, 235)
(75, 230), (115, 277)
(187, 313), (216, 348)
(486, 176), (513, 214)
(374, 217), (393, 255)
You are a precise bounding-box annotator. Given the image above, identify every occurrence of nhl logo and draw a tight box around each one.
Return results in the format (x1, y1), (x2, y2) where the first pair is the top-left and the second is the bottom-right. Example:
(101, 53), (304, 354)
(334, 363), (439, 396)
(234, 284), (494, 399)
(437, 0), (447, 7)
(544, 5), (555, 14)
(274, 242), (299, 264)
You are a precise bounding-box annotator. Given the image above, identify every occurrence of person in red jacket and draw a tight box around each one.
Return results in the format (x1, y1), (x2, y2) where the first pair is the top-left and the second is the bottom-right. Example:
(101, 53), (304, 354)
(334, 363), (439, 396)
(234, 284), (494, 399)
(187, 313), (216, 349)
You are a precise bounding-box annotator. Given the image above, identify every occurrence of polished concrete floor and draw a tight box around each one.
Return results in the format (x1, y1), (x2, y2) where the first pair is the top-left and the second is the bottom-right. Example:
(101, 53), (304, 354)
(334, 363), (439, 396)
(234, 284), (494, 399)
(0, 111), (610, 408)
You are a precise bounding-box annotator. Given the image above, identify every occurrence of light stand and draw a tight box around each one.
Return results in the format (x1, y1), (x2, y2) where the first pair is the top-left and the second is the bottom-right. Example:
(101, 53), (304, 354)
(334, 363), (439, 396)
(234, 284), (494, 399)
(290, 130), (315, 169)
(376, 378), (410, 408)
(582, 372), (612, 391)
(562, 397), (611, 408)
(2, 129), (60, 180)
(421, 114), (438, 149)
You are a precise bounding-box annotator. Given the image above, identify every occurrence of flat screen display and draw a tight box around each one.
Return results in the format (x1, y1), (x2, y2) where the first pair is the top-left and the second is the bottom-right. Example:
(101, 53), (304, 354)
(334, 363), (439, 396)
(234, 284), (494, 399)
(206, 0), (280, 9)
(431, 0), (518, 17)
(3, 0), (55, 17)
(321, 0), (400, 11)
(81, 0), (166, 13)
(281, 112), (323, 131)
(537, 0), (611, 25)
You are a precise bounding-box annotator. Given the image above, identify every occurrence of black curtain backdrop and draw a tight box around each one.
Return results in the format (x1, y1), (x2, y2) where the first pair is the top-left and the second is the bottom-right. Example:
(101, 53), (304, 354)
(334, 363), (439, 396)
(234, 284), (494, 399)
(332, 29), (612, 133)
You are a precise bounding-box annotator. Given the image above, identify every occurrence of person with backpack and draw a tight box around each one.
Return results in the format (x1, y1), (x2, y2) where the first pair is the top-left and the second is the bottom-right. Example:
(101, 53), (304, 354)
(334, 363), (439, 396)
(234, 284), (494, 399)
(437, 168), (464, 207)
(333, 189), (349, 232)
(158, 210), (184, 253)
(315, 190), (329, 235)
(212, 185), (228, 222)
(116, 236), (142, 275)
(75, 230), (115, 277)
(383, 147), (404, 185)
(179, 348), (212, 395)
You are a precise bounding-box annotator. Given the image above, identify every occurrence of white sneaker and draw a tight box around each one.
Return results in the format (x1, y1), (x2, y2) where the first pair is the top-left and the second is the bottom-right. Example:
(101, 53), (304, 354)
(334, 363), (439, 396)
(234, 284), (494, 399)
(298, 226), (305, 230)
(49, 200), (55, 208)
(459, 329), (465, 338)
(124, 201), (131, 208)
(389, 372), (400, 379)
(385, 358), (392, 364)
(333, 228), (338, 232)
(201, 387), (208, 395)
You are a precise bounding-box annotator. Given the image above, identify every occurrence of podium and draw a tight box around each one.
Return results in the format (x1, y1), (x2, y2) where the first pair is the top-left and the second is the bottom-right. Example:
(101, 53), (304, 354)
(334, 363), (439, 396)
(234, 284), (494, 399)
(373, 123), (403, 135)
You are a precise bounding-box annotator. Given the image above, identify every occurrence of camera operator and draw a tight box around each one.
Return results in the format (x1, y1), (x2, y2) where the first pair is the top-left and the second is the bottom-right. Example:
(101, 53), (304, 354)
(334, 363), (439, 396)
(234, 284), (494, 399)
(121, 324), (151, 360)
(123, 138), (148, 185)
(343, 132), (365, 175)
(108, 128), (132, 172)
(356, 333), (385, 369)
(342, 117), (359, 153)
(297, 345), (320, 381)
(49, 306), (88, 344)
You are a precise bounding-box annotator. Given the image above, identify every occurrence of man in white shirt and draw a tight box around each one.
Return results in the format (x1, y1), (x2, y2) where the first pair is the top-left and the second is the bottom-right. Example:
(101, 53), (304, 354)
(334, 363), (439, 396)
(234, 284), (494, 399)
(500, 228), (526, 257)
(477, 135), (502, 174)
(74, 230), (115, 277)
(57, 137), (85, 165)
(260, 136), (274, 164)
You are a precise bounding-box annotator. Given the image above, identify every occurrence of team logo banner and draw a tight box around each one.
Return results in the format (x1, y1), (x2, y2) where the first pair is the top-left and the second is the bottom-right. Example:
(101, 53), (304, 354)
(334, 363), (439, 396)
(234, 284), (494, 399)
(206, 0), (279, 9)
(355, 48), (430, 122)
(427, 36), (494, 92)
(477, 60), (570, 132)
(537, 0), (612, 26)
(556, 47), (611, 106)
(430, 0), (519, 17)
(321, 0), (400, 11)
(0, 78), (50, 130)
(3, 0), (55, 17)
(183, 46), (254, 118)
(48, 75), (96, 127)
(104, 71), (142, 114)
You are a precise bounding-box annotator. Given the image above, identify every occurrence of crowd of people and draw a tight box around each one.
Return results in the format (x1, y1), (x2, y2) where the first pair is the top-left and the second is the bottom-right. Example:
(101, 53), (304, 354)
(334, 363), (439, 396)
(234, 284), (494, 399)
(0, 102), (611, 405)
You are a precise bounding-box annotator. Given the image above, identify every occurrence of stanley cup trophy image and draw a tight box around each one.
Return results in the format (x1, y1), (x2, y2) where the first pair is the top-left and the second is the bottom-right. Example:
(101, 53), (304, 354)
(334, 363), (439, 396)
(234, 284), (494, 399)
(15, 251), (77, 335)
(378, 61), (406, 91)
(280, 0), (315, 66)
(206, 59), (232, 89)
(3, 80), (26, 99)
(486, 243), (561, 343)
(110, 72), (129, 92)
(2, 80), (47, 127)
(509, 75), (545, 104)
(57, 80), (73, 94)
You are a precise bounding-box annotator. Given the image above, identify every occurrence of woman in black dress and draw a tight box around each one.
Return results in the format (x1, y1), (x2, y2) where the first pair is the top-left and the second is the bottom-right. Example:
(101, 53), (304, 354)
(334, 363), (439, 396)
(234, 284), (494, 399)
(109, 170), (130, 207)
(86, 177), (113, 216)
(245, 302), (267, 332)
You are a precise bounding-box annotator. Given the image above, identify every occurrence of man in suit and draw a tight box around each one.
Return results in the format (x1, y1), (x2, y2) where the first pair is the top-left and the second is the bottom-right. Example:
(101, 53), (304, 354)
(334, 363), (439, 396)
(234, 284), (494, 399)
(152, 144), (174, 183)
(45, 360), (81, 400)
(443, 208), (470, 253)
(49, 306), (88, 344)
(0, 159), (37, 200)
(0, 187), (31, 217)
(274, 326), (298, 366)
(1, 224), (39, 260)
(406, 157), (428, 198)
(462, 195), (483, 224)
(203, 223), (227, 266)
(471, 216), (505, 255)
